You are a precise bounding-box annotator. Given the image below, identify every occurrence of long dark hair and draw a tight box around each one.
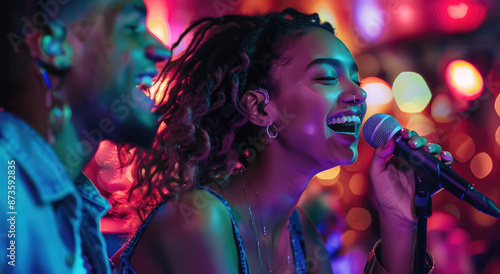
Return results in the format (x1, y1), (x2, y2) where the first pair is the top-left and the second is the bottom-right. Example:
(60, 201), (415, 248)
(119, 8), (334, 224)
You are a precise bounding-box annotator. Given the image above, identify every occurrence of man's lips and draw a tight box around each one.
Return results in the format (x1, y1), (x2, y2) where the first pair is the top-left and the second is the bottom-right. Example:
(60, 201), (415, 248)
(135, 72), (158, 90)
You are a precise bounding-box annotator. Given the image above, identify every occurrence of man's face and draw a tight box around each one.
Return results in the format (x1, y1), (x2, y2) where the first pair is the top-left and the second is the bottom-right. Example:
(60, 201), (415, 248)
(65, 0), (170, 148)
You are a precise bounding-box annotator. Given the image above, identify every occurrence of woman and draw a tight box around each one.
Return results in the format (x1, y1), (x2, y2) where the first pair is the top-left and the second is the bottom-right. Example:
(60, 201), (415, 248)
(112, 8), (450, 273)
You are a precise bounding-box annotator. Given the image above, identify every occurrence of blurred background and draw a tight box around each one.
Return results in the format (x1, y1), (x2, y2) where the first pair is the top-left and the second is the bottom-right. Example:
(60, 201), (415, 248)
(84, 0), (500, 273)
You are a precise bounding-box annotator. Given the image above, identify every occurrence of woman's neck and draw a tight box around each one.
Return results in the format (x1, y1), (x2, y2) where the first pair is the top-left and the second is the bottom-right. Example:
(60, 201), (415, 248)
(220, 139), (327, 244)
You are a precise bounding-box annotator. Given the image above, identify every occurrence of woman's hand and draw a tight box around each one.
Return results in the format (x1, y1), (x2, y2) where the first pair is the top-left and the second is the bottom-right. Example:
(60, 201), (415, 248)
(368, 128), (453, 273)
(369, 129), (452, 222)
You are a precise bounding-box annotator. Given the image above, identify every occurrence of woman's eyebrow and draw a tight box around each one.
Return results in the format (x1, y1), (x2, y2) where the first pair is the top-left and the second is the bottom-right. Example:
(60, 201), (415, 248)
(306, 58), (359, 73)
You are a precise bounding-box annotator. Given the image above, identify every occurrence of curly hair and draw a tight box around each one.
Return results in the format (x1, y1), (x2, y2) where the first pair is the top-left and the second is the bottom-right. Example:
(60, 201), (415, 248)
(120, 8), (335, 224)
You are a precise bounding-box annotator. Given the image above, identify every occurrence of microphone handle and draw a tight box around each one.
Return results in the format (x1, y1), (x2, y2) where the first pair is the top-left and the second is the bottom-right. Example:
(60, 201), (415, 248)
(392, 133), (500, 218)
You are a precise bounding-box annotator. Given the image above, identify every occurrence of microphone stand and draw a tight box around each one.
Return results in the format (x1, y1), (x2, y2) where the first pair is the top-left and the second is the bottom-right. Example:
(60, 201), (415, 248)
(414, 175), (433, 274)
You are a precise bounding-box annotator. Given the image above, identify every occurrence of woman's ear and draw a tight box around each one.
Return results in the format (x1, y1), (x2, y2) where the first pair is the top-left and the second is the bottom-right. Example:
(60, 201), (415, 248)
(26, 21), (72, 71)
(241, 89), (276, 127)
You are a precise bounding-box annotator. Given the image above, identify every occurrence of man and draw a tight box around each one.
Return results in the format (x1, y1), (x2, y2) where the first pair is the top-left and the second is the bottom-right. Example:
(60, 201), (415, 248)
(1, 0), (170, 272)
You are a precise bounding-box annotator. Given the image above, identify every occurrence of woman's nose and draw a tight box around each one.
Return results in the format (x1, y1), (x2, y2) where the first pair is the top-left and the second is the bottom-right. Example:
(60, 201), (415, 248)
(340, 86), (367, 105)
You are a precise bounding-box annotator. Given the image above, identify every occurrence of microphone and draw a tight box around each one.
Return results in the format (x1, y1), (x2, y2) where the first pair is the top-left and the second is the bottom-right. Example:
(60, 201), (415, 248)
(363, 113), (500, 218)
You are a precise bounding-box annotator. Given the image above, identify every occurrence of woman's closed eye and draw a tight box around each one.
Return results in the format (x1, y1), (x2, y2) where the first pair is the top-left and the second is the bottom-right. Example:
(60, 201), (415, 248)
(314, 76), (338, 85)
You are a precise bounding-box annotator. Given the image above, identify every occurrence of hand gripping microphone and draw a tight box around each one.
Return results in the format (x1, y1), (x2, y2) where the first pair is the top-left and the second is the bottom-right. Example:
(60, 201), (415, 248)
(363, 113), (500, 218)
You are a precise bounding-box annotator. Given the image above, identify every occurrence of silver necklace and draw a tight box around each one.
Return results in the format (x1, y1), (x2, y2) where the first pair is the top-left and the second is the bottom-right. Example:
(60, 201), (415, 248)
(241, 172), (291, 274)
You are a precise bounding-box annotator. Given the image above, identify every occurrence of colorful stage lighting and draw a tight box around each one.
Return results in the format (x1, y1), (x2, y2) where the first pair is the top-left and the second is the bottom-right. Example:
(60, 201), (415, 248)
(361, 77), (392, 105)
(360, 76), (393, 117)
(431, 94), (454, 123)
(434, 0), (487, 33)
(445, 60), (484, 101)
(392, 72), (432, 113)
(353, 0), (385, 44)
(470, 152), (492, 179)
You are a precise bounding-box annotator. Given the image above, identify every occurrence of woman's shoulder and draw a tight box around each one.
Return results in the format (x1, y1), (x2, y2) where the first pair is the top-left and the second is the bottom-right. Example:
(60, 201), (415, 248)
(123, 187), (241, 273)
(143, 187), (233, 237)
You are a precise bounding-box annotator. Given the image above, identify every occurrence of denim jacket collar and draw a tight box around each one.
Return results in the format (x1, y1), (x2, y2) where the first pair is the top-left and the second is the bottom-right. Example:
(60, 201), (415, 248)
(0, 111), (76, 203)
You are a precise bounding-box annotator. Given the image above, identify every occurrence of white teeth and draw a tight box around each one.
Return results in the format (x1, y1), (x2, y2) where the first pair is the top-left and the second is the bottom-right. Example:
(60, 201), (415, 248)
(327, 115), (361, 125)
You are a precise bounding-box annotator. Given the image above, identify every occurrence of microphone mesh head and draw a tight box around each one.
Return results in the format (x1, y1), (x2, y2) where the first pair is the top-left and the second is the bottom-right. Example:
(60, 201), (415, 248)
(362, 113), (402, 148)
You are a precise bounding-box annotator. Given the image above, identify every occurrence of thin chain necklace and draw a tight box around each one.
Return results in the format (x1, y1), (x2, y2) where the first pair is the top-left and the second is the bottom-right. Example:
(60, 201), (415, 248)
(241, 171), (291, 274)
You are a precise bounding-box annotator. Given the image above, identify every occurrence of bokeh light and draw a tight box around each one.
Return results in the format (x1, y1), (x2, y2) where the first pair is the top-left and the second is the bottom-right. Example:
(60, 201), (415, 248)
(144, 0), (169, 45)
(361, 77), (393, 105)
(405, 113), (436, 137)
(495, 95), (500, 117)
(346, 208), (372, 231)
(392, 72), (432, 113)
(316, 166), (341, 184)
(389, 1), (424, 36)
(434, 0), (488, 33)
(449, 133), (475, 162)
(445, 60), (484, 101)
(431, 94), (455, 123)
(313, 1), (338, 29)
(361, 77), (393, 117)
(353, 0), (385, 44)
(341, 229), (357, 247)
(496, 126), (500, 147)
(348, 173), (367, 196)
(470, 152), (493, 179)
(472, 209), (497, 227)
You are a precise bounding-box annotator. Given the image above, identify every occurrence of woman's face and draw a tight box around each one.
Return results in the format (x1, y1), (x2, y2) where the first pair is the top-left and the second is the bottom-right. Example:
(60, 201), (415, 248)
(270, 27), (367, 170)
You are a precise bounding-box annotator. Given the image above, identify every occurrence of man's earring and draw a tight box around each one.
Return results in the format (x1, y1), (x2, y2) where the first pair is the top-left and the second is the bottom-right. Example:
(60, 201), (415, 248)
(42, 35), (63, 56)
(47, 90), (72, 145)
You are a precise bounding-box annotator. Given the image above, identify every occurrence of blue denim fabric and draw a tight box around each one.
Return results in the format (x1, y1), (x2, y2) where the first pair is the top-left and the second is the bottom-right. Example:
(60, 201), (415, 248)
(0, 111), (111, 274)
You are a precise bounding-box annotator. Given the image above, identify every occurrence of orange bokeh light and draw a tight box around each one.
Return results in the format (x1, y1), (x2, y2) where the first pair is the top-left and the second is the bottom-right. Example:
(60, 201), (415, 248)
(445, 60), (484, 101)
(470, 152), (492, 179)
(405, 113), (435, 137)
(315, 166), (341, 185)
(349, 173), (367, 196)
(495, 95), (500, 117)
(449, 133), (475, 163)
(361, 77), (393, 117)
(346, 208), (372, 231)
(431, 94), (455, 123)
(496, 126), (500, 147)
(361, 77), (393, 104)
(341, 230), (357, 247)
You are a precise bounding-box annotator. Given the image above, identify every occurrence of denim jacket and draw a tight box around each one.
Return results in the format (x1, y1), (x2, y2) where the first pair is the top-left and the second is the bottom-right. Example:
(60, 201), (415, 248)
(0, 111), (111, 274)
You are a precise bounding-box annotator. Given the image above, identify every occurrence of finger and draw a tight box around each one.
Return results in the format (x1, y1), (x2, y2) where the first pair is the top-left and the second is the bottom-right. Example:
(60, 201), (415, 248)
(440, 151), (454, 166)
(408, 136), (427, 149)
(370, 139), (395, 176)
(401, 128), (412, 139)
(423, 143), (442, 156)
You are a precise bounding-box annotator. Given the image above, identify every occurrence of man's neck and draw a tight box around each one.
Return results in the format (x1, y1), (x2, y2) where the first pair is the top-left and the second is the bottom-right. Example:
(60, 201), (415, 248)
(53, 121), (96, 181)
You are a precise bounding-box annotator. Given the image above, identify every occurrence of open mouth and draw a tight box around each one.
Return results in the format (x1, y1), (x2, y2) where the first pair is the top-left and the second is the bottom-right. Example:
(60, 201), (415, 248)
(135, 72), (158, 90)
(327, 115), (361, 135)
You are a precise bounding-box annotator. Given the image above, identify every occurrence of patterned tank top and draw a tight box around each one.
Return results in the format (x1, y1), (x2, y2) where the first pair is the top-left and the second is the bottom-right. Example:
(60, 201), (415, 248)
(118, 186), (307, 273)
